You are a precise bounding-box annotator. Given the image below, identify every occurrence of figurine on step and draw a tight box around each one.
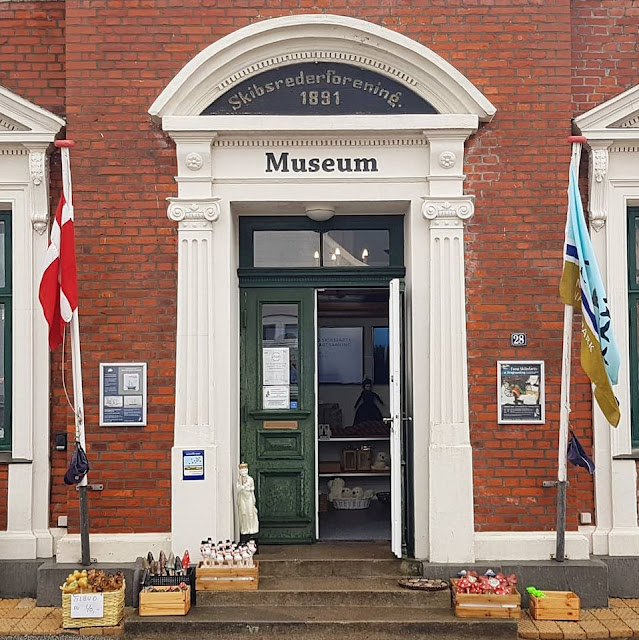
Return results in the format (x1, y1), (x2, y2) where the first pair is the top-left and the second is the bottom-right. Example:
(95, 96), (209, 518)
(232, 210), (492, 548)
(236, 463), (259, 544)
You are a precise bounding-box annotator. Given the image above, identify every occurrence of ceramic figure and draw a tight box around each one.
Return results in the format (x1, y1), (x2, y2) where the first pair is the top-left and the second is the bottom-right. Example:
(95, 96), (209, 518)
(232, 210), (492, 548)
(327, 477), (345, 502)
(236, 463), (259, 538)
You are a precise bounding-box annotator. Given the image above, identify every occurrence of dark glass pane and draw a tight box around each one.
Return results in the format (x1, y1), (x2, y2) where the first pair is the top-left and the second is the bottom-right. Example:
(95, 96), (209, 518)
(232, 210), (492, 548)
(0, 303), (5, 441)
(323, 230), (389, 267)
(254, 230), (320, 267)
(262, 303), (299, 409)
(373, 327), (389, 384)
(635, 219), (639, 286)
(0, 221), (5, 288)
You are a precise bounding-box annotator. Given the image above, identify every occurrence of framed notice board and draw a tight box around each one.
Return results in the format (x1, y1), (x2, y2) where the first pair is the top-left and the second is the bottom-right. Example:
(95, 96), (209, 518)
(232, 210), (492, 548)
(99, 362), (147, 426)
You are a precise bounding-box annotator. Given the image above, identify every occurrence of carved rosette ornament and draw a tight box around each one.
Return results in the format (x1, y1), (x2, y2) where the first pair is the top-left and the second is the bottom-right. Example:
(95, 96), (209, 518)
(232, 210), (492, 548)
(421, 197), (475, 227)
(438, 151), (457, 169)
(588, 148), (608, 232)
(185, 153), (204, 171)
(167, 198), (221, 228)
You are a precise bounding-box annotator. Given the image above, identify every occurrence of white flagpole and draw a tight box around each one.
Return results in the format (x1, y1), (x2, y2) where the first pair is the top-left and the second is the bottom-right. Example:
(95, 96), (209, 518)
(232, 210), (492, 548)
(555, 135), (586, 563)
(55, 139), (91, 566)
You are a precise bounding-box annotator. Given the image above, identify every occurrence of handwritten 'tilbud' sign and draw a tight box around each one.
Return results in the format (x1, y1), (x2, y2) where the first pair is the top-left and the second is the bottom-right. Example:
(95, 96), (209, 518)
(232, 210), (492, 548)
(71, 593), (104, 618)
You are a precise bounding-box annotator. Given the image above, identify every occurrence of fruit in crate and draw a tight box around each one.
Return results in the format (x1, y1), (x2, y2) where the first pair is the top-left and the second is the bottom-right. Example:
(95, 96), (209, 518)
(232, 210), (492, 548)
(454, 569), (517, 595)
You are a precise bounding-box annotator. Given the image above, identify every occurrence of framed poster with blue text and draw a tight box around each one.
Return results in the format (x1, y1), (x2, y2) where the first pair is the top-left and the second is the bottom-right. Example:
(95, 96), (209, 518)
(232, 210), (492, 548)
(99, 362), (147, 426)
(497, 361), (545, 424)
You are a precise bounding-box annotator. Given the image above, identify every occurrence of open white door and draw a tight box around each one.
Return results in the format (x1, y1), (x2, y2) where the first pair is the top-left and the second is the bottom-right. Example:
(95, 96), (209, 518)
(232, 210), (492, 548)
(389, 279), (402, 558)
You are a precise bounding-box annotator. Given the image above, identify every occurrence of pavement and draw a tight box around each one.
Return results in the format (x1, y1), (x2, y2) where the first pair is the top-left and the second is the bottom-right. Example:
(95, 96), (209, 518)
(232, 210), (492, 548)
(0, 599), (128, 637)
(1, 595), (639, 638)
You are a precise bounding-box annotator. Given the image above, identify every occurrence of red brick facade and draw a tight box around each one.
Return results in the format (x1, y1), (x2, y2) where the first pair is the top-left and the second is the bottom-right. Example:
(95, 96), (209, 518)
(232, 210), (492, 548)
(0, 0), (637, 537)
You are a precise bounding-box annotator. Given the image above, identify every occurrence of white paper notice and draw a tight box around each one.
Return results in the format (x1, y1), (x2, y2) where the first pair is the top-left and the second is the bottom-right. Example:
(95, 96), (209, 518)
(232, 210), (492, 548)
(263, 348), (290, 386)
(71, 593), (104, 619)
(263, 385), (290, 410)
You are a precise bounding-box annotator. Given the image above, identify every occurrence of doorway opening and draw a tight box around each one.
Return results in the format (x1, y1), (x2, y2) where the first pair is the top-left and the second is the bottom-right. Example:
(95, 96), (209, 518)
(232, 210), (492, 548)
(316, 288), (391, 541)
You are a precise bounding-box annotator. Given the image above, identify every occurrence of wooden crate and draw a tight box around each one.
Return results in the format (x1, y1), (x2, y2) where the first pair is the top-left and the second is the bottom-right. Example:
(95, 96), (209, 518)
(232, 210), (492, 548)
(195, 562), (259, 591)
(529, 591), (580, 621)
(139, 586), (191, 616)
(450, 579), (521, 619)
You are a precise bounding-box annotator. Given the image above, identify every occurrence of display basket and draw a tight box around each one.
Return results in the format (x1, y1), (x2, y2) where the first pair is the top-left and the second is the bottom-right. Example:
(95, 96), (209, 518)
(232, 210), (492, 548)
(62, 582), (125, 629)
(332, 498), (371, 510)
(141, 567), (196, 605)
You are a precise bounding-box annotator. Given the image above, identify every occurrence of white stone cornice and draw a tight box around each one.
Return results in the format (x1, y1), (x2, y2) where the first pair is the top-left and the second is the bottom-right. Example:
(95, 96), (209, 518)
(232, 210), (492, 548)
(421, 196), (474, 225)
(167, 198), (220, 227)
(588, 145), (610, 232)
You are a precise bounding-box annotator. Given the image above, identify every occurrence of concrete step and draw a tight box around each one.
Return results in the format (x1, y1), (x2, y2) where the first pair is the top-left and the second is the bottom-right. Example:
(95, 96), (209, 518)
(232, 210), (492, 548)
(258, 557), (421, 577)
(198, 577), (450, 607)
(125, 605), (518, 640)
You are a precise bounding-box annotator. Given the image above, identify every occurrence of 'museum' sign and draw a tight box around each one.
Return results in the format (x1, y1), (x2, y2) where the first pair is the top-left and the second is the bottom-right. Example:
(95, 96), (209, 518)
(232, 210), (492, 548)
(203, 62), (438, 115)
(265, 152), (378, 174)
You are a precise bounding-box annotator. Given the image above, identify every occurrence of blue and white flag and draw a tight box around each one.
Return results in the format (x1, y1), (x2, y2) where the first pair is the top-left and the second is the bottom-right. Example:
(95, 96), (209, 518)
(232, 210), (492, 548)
(559, 160), (620, 426)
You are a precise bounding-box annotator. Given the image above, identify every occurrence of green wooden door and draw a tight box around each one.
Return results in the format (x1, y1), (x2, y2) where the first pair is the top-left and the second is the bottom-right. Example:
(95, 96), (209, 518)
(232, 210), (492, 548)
(240, 288), (316, 544)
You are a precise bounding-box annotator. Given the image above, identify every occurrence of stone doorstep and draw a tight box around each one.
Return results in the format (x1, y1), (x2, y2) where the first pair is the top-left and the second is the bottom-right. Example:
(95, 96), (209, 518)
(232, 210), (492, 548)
(7, 599), (639, 639)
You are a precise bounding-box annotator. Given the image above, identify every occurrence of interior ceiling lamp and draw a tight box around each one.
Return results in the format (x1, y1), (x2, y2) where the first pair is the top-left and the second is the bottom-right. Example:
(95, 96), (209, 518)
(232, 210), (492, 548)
(305, 203), (335, 221)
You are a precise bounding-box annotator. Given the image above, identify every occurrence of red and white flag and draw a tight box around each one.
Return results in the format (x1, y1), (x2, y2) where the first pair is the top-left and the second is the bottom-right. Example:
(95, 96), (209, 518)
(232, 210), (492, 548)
(39, 149), (78, 350)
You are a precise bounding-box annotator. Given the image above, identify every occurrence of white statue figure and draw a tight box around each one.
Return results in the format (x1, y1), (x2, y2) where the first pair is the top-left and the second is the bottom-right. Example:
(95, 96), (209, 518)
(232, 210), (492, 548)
(236, 463), (259, 538)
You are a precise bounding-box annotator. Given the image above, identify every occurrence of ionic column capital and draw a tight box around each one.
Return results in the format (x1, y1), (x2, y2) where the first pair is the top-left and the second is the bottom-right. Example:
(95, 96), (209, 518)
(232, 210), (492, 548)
(421, 196), (474, 227)
(167, 198), (220, 229)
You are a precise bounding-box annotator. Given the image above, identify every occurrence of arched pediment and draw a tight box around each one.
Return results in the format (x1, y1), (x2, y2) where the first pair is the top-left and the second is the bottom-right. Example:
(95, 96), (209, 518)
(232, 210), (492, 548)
(149, 14), (496, 121)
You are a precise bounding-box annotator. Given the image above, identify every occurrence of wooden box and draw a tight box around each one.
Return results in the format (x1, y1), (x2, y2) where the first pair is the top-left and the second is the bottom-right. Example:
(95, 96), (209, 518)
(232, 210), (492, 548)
(450, 579), (521, 619)
(139, 586), (191, 616)
(341, 449), (357, 471)
(195, 562), (259, 591)
(529, 591), (580, 621)
(319, 461), (341, 473)
(356, 448), (371, 471)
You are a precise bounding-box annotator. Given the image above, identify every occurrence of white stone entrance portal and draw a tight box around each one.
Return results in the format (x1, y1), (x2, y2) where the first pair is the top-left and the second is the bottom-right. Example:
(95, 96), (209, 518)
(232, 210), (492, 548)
(575, 85), (639, 557)
(151, 14), (496, 562)
(0, 85), (64, 559)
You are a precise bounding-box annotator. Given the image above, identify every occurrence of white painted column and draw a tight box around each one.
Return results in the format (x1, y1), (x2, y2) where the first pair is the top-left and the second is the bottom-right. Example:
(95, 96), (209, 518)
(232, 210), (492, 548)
(29, 147), (54, 557)
(422, 195), (476, 562)
(168, 197), (220, 557)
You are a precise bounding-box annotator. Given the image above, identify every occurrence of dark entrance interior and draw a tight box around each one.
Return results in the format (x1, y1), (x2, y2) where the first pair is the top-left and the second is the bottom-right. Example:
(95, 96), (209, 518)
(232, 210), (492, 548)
(317, 289), (391, 541)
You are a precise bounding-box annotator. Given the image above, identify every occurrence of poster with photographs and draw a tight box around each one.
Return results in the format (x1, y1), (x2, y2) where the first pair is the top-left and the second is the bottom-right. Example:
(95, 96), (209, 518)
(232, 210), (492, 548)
(100, 362), (147, 426)
(497, 361), (545, 424)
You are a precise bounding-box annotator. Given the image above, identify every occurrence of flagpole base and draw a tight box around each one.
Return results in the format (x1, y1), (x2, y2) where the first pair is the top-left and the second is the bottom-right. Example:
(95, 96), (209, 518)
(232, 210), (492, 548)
(555, 479), (567, 563)
(78, 485), (91, 566)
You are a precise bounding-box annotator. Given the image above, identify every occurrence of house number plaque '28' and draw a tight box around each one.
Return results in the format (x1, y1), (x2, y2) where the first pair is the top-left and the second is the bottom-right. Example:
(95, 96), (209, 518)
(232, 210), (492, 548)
(202, 62), (438, 116)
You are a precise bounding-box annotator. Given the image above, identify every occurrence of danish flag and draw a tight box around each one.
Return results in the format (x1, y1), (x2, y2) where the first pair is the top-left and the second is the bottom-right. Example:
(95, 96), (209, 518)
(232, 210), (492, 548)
(39, 147), (78, 350)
